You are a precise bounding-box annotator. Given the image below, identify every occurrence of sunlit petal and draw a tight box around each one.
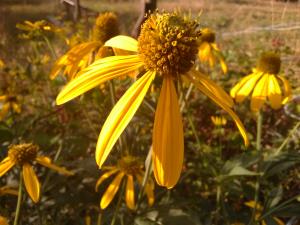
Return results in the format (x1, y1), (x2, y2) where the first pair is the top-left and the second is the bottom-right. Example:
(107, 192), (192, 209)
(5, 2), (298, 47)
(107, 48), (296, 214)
(35, 156), (74, 176)
(187, 72), (249, 146)
(104, 35), (138, 52)
(251, 74), (269, 112)
(96, 71), (155, 167)
(125, 175), (135, 210)
(56, 55), (143, 105)
(268, 75), (282, 109)
(95, 168), (119, 192)
(0, 157), (15, 177)
(153, 76), (184, 188)
(23, 163), (40, 203)
(277, 75), (292, 104)
(100, 172), (124, 209)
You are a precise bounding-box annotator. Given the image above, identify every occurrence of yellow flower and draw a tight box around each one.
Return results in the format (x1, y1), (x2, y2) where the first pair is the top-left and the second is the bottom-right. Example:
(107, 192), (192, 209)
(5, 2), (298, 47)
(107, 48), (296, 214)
(0, 143), (73, 203)
(0, 94), (21, 120)
(198, 28), (227, 74)
(230, 52), (292, 112)
(211, 115), (227, 126)
(50, 12), (119, 80)
(56, 12), (248, 188)
(96, 155), (154, 210)
(0, 185), (18, 196)
(0, 216), (9, 225)
(16, 20), (60, 39)
(245, 201), (285, 225)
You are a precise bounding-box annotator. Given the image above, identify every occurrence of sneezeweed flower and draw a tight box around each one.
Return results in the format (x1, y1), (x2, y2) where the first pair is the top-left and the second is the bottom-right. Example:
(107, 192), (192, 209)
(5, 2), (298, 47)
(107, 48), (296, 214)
(0, 94), (21, 120)
(56, 12), (248, 188)
(50, 12), (119, 80)
(230, 52), (292, 112)
(245, 201), (285, 225)
(198, 28), (227, 74)
(0, 185), (18, 196)
(16, 20), (60, 40)
(0, 216), (9, 225)
(96, 155), (154, 210)
(211, 115), (227, 126)
(0, 143), (73, 203)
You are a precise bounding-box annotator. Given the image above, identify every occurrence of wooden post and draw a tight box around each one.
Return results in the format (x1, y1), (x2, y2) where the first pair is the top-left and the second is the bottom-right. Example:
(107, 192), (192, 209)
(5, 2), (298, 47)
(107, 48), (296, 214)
(131, 0), (157, 38)
(73, 0), (81, 22)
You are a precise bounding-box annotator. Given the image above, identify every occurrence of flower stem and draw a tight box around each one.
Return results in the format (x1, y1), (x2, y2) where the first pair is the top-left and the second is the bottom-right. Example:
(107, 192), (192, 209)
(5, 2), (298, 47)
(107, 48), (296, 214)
(43, 35), (57, 59)
(97, 211), (102, 225)
(14, 171), (23, 225)
(249, 111), (263, 225)
(110, 181), (125, 225)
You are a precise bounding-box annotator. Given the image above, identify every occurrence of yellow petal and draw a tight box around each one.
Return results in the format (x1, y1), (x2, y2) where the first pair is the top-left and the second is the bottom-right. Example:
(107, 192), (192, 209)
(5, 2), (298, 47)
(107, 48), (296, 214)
(277, 75), (292, 104)
(50, 41), (101, 79)
(0, 157), (15, 177)
(35, 156), (74, 176)
(12, 103), (21, 113)
(187, 72), (249, 146)
(230, 74), (254, 100)
(125, 175), (135, 210)
(0, 186), (18, 196)
(100, 172), (124, 209)
(0, 103), (11, 120)
(232, 73), (263, 103)
(56, 55), (143, 105)
(153, 76), (184, 188)
(194, 71), (233, 108)
(95, 168), (119, 192)
(251, 74), (269, 112)
(104, 35), (138, 52)
(268, 75), (282, 110)
(218, 54), (228, 74)
(23, 163), (40, 203)
(0, 95), (7, 101)
(136, 173), (155, 206)
(245, 201), (263, 211)
(96, 71), (155, 167)
(273, 217), (285, 225)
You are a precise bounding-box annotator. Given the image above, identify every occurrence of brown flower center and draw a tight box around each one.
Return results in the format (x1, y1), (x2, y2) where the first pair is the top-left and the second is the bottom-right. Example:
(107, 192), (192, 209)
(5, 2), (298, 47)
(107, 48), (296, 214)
(8, 143), (38, 165)
(138, 12), (201, 77)
(118, 156), (142, 175)
(256, 52), (281, 74)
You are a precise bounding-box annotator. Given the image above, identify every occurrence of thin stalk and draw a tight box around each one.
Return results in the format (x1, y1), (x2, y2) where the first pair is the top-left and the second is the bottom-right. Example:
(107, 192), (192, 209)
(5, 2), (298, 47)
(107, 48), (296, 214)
(136, 147), (152, 210)
(274, 121), (300, 155)
(97, 211), (102, 225)
(42, 35), (57, 59)
(249, 111), (263, 225)
(14, 171), (23, 225)
(110, 181), (126, 225)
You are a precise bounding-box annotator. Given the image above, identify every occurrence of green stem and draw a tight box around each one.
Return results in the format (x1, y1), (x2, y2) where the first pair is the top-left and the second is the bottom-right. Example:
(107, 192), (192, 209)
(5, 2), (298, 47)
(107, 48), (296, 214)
(43, 35), (57, 59)
(274, 121), (300, 155)
(110, 181), (126, 225)
(97, 211), (102, 225)
(14, 171), (23, 225)
(249, 111), (263, 225)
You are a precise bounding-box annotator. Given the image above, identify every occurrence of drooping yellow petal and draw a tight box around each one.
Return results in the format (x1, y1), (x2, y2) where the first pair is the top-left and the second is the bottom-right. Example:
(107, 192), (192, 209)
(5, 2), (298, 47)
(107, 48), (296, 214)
(56, 55), (144, 105)
(100, 172), (124, 209)
(125, 175), (135, 210)
(0, 103), (11, 120)
(50, 41), (101, 79)
(96, 71), (155, 167)
(277, 75), (292, 104)
(232, 73), (263, 103)
(230, 74), (255, 100)
(194, 71), (233, 108)
(251, 74), (269, 112)
(0, 186), (18, 196)
(0, 95), (7, 101)
(35, 156), (74, 176)
(95, 168), (119, 192)
(136, 173), (155, 206)
(187, 71), (249, 146)
(0, 157), (15, 177)
(104, 35), (138, 52)
(153, 76), (184, 188)
(268, 75), (282, 109)
(22, 163), (40, 203)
